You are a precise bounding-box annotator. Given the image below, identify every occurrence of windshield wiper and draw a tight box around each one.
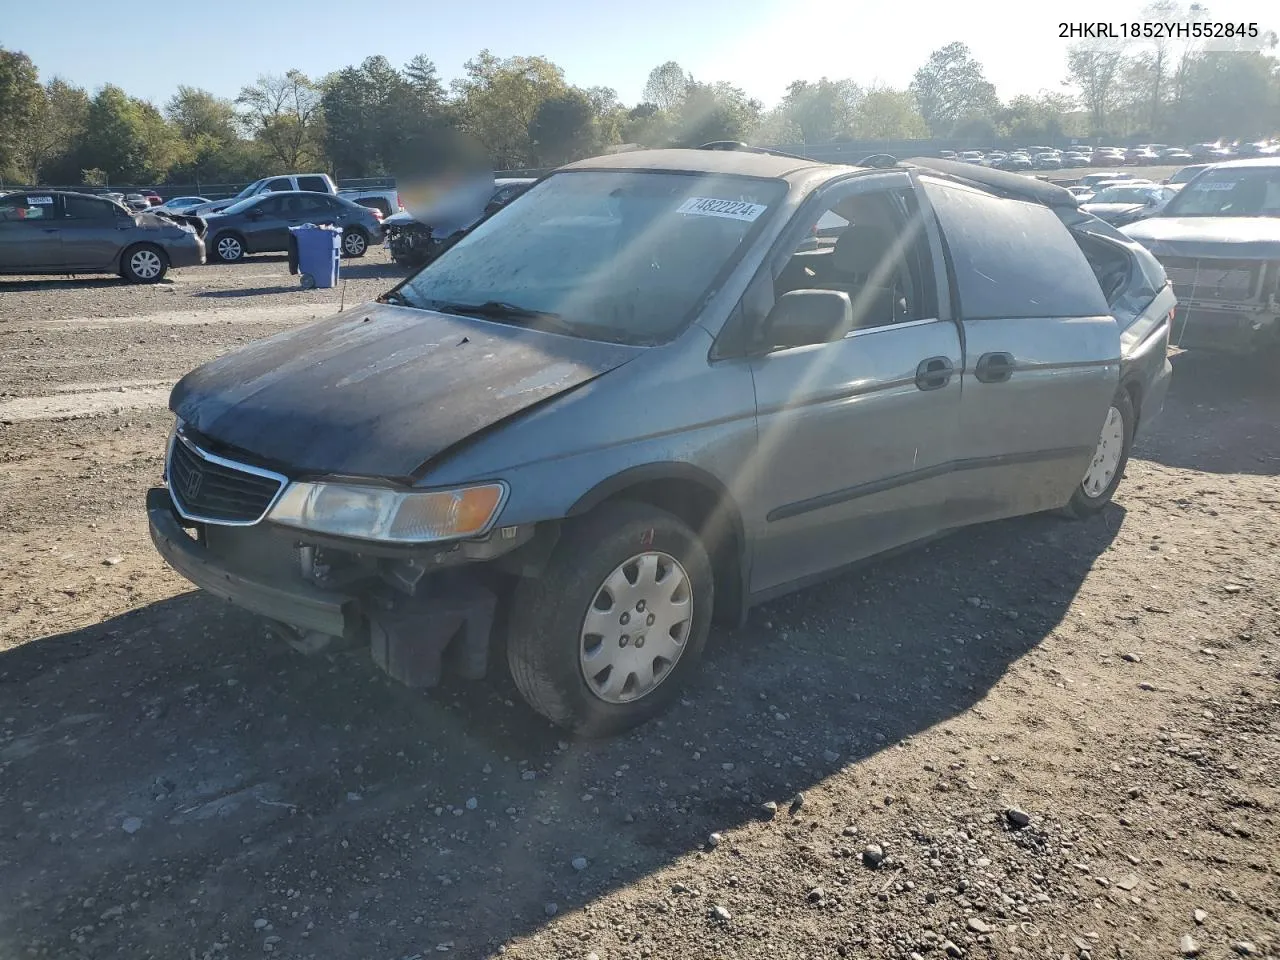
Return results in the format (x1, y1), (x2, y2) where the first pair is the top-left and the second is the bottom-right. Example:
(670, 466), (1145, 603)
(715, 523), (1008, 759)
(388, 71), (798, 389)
(425, 300), (580, 336)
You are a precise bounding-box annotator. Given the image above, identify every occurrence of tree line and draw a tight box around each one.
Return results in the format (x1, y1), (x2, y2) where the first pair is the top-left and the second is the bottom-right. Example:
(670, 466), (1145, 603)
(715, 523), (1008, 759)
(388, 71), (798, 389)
(1, 9), (1277, 189)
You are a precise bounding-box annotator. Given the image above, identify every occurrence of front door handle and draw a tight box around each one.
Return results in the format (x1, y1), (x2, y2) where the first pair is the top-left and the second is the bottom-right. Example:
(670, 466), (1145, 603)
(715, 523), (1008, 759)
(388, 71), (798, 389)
(975, 352), (1015, 383)
(915, 356), (954, 391)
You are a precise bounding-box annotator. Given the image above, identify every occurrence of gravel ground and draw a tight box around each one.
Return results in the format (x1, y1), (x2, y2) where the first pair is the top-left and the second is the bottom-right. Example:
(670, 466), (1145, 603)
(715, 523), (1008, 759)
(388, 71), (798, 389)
(0, 251), (1277, 960)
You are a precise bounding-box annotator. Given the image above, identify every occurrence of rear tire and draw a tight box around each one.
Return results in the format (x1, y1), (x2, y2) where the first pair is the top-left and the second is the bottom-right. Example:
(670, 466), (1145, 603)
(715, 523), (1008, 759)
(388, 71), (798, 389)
(505, 501), (714, 737)
(120, 243), (168, 283)
(1062, 389), (1135, 518)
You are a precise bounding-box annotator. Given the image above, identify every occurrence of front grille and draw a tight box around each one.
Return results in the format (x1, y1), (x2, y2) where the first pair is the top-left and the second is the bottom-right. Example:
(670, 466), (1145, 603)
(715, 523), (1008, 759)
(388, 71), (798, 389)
(1158, 257), (1259, 302)
(167, 434), (285, 525)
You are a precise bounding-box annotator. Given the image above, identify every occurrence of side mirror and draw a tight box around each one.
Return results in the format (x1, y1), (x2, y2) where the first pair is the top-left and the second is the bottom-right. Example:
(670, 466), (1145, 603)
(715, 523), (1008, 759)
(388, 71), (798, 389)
(760, 290), (854, 351)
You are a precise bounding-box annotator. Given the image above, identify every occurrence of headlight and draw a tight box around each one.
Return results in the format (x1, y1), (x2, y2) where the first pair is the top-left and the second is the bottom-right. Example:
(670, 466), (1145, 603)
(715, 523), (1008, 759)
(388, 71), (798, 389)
(268, 481), (505, 544)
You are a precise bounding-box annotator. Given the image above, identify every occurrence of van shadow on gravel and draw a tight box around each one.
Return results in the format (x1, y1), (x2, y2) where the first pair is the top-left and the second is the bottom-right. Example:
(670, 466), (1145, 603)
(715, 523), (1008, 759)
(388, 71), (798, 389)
(0, 507), (1120, 959)
(195, 286), (309, 298)
(0, 275), (175, 292)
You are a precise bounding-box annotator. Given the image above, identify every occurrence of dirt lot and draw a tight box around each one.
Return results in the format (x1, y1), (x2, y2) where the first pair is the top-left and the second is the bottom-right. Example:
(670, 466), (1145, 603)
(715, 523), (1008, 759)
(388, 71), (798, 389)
(0, 251), (1277, 960)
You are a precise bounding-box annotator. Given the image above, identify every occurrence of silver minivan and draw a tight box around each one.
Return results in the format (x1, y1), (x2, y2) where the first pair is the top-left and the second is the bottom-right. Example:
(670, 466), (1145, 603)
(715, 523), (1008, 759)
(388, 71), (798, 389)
(149, 149), (1175, 735)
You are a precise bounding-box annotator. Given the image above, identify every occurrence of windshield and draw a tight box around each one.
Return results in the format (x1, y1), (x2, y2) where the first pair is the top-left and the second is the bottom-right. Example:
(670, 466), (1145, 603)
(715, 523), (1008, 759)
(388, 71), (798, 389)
(1168, 166), (1204, 183)
(1160, 166), (1280, 217)
(230, 178), (264, 201)
(396, 170), (785, 345)
(220, 195), (265, 215)
(1091, 187), (1154, 204)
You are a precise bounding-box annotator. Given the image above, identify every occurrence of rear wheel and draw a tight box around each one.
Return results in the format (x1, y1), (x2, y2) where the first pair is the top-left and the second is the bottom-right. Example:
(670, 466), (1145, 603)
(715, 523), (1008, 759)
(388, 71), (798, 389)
(1062, 389), (1134, 518)
(120, 243), (168, 283)
(342, 227), (368, 258)
(505, 501), (714, 737)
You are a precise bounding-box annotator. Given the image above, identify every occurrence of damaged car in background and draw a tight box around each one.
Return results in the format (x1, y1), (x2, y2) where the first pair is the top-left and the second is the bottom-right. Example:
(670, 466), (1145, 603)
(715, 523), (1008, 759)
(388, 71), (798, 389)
(1123, 157), (1280, 353)
(385, 177), (535, 267)
(148, 149), (1174, 736)
(0, 190), (205, 282)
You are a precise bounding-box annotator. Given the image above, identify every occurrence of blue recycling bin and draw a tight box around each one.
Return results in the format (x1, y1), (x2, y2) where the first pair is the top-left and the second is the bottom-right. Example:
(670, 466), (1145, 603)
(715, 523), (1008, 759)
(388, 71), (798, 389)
(289, 224), (341, 289)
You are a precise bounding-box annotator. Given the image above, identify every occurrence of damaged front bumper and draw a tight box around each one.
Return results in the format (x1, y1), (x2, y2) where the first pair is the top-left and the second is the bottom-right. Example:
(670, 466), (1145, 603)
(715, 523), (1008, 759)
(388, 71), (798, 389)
(147, 487), (548, 687)
(149, 487), (353, 636)
(1171, 300), (1280, 352)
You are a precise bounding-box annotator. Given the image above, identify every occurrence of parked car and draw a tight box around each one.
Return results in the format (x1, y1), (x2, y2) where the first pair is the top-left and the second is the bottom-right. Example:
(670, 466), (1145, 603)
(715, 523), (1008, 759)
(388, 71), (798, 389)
(202, 191), (383, 263)
(338, 187), (401, 218)
(1163, 164), (1211, 192)
(958, 150), (984, 164)
(995, 154), (1033, 171)
(384, 177), (535, 268)
(0, 190), (204, 281)
(1091, 149), (1126, 166)
(1161, 148), (1193, 162)
(1079, 184), (1175, 226)
(1034, 152), (1062, 170)
(188, 173), (338, 217)
(123, 193), (152, 212)
(1062, 151), (1091, 167)
(147, 148), (1174, 735)
(1079, 172), (1135, 190)
(1189, 143), (1219, 161)
(142, 191), (163, 206)
(1124, 157), (1280, 352)
(1125, 147), (1160, 165)
(938, 149), (957, 159)
(153, 196), (210, 213)
(1231, 141), (1278, 158)
(1067, 184), (1095, 200)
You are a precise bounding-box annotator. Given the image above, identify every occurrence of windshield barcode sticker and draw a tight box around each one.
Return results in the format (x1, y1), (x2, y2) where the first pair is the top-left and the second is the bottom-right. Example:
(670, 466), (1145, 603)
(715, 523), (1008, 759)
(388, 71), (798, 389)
(1193, 181), (1236, 191)
(26, 196), (53, 204)
(677, 197), (767, 221)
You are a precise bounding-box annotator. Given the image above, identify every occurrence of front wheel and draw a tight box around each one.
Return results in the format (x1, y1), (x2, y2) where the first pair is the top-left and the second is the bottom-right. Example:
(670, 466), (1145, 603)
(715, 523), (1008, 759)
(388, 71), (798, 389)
(1062, 389), (1135, 518)
(120, 243), (168, 283)
(212, 233), (245, 263)
(342, 228), (368, 258)
(505, 501), (714, 737)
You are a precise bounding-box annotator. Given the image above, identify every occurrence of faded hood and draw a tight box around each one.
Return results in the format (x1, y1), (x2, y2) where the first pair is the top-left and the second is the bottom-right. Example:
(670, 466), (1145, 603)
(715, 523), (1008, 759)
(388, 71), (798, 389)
(1122, 216), (1280, 259)
(170, 304), (639, 479)
(1080, 202), (1145, 220)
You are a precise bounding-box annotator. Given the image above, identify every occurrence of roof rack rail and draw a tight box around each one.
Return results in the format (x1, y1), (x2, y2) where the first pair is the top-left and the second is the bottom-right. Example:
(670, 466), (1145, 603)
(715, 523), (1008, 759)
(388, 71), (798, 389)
(696, 141), (817, 163)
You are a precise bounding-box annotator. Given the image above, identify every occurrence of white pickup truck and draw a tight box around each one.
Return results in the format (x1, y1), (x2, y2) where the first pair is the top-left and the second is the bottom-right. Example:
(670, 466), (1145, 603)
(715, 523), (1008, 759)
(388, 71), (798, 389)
(186, 175), (402, 219)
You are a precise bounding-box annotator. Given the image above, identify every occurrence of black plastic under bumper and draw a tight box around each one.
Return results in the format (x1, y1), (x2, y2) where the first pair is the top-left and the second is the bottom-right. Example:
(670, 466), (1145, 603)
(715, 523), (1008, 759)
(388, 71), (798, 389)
(147, 487), (351, 637)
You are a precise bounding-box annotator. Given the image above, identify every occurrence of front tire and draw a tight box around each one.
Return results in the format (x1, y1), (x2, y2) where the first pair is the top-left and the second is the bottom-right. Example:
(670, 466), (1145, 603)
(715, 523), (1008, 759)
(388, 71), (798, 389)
(120, 243), (168, 283)
(212, 233), (245, 263)
(342, 227), (368, 258)
(1062, 389), (1135, 518)
(506, 501), (714, 737)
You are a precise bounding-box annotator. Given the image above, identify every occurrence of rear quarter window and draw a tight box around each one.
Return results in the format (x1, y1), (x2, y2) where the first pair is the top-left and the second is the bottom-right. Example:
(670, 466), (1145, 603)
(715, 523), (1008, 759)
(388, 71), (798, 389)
(921, 177), (1109, 320)
(297, 176), (330, 193)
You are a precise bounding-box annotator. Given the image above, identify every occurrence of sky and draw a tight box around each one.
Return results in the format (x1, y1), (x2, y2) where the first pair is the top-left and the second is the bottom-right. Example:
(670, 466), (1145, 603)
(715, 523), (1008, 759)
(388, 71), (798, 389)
(3, 0), (1273, 110)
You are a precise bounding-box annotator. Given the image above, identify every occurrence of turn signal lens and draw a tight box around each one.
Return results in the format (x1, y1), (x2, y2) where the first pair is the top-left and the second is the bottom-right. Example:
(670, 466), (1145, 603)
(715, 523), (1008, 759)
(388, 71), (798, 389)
(389, 485), (504, 540)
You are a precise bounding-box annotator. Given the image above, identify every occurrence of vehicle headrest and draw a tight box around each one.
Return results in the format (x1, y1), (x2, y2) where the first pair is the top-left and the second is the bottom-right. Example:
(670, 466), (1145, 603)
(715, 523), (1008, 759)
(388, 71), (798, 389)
(832, 224), (893, 277)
